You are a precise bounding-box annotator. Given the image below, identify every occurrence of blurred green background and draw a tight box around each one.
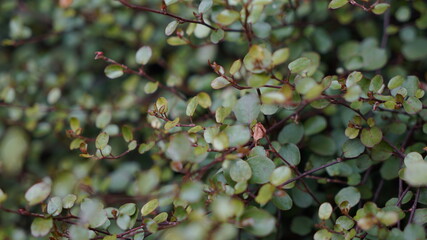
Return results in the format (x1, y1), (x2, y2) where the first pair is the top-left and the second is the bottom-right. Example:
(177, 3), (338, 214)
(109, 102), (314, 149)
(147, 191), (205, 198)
(1, 0), (427, 239)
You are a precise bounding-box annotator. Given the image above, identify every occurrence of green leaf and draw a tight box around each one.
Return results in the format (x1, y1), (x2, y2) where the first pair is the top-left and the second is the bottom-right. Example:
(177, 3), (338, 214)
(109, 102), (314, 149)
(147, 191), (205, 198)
(334, 186), (361, 208)
(272, 48), (290, 66)
(225, 125), (251, 147)
(167, 37), (188, 46)
(165, 20), (179, 36)
(135, 46), (152, 65)
(103, 235), (117, 240)
(318, 202), (333, 220)
(41, 79), (59, 100)
(199, 0), (213, 13)
(247, 156), (275, 184)
(342, 139), (365, 158)
(371, 141), (393, 161)
(402, 38), (427, 61)
(403, 96), (422, 114)
(211, 29), (225, 44)
(166, 133), (192, 162)
(233, 94), (261, 124)
(369, 75), (384, 93)
(180, 181), (204, 203)
(121, 125), (133, 142)
(328, 0), (348, 9)
(104, 65), (124, 79)
(144, 81), (159, 94)
(96, 110), (112, 129)
(211, 76), (230, 89)
(155, 97), (168, 113)
(404, 160), (427, 186)
(346, 71), (363, 87)
(336, 216), (354, 230)
(25, 179), (51, 206)
(141, 199), (159, 216)
(230, 159), (252, 182)
(186, 97), (199, 117)
(360, 127), (382, 148)
(31, 218), (53, 237)
(128, 140), (137, 151)
(70, 117), (80, 132)
(388, 75), (405, 90)
(211, 195), (236, 221)
(295, 77), (317, 94)
(304, 116), (327, 136)
(288, 57), (311, 74)
(404, 224), (426, 240)
(345, 127), (360, 139)
(255, 184), (275, 206)
(278, 143), (301, 166)
(216, 10), (240, 26)
(96, 132), (109, 150)
(344, 85), (362, 102)
(117, 214), (131, 230)
(215, 107), (232, 123)
(153, 212), (168, 223)
(241, 207), (276, 237)
(413, 209), (427, 225)
(69, 225), (90, 240)
(80, 198), (108, 228)
(313, 229), (332, 240)
(188, 125), (203, 133)
(138, 142), (154, 154)
(230, 59), (242, 75)
(248, 74), (270, 88)
(47, 196), (63, 216)
(119, 203), (136, 216)
(404, 152), (424, 166)
(278, 123), (304, 144)
(308, 135), (336, 156)
(213, 132), (229, 151)
(164, 0), (178, 6)
(243, 45), (272, 73)
(194, 23), (211, 38)
(197, 92), (211, 108)
(372, 3), (390, 15)
(270, 166), (292, 186)
(380, 157), (400, 180)
(362, 43), (388, 71)
(62, 194), (77, 209)
(0, 188), (7, 204)
(291, 216), (313, 235)
(272, 192), (293, 210)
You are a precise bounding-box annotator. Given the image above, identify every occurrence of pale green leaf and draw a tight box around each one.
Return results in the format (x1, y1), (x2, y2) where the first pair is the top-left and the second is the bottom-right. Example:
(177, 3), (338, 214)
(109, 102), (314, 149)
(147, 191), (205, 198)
(25, 179), (51, 206)
(135, 46), (152, 65)
(141, 199), (159, 216)
(31, 218), (53, 237)
(328, 0), (348, 9)
(105, 65), (124, 79)
(96, 132), (109, 150)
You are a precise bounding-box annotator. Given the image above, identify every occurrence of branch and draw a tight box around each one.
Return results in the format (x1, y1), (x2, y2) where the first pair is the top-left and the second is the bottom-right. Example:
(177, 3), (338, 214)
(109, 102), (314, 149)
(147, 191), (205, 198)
(396, 185), (410, 207)
(278, 158), (347, 188)
(117, 0), (217, 30)
(265, 135), (321, 204)
(407, 187), (420, 225)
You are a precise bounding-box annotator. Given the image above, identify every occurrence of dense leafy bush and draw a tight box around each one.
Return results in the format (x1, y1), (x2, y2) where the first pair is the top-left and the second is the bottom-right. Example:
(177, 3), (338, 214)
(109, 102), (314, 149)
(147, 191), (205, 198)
(1, 0), (427, 239)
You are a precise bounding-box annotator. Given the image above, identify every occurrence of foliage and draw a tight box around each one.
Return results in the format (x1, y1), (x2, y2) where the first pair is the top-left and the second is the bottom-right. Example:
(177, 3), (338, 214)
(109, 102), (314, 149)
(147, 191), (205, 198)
(1, 0), (427, 239)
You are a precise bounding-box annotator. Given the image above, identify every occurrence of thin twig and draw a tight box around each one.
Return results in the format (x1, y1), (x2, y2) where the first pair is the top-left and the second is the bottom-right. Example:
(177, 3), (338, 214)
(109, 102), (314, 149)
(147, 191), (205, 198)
(407, 188), (420, 225)
(396, 185), (410, 207)
(278, 158), (347, 188)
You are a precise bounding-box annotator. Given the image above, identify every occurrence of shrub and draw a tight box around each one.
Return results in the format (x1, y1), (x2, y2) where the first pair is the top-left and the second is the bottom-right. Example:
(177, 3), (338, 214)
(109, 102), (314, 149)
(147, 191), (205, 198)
(1, 0), (427, 239)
